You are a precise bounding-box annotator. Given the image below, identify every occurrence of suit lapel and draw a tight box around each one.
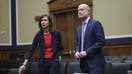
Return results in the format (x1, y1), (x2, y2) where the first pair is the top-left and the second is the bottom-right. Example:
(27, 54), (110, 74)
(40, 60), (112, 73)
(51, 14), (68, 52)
(84, 19), (92, 41)
(78, 24), (83, 43)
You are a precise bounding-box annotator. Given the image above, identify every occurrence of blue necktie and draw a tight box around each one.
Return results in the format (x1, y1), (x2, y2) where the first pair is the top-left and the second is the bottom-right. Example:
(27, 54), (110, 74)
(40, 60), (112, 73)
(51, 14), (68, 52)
(81, 23), (86, 51)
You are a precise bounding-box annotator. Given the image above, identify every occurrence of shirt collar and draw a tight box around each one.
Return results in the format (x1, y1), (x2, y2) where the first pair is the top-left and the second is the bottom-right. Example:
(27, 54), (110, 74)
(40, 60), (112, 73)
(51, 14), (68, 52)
(84, 17), (90, 24)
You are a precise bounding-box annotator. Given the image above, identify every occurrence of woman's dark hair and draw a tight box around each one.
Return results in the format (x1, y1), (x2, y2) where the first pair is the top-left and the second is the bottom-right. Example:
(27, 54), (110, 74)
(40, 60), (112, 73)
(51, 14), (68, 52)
(38, 14), (53, 32)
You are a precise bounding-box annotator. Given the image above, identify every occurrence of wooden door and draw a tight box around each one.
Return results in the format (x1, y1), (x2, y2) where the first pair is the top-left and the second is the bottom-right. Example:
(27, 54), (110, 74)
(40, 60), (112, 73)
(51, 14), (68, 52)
(55, 11), (82, 56)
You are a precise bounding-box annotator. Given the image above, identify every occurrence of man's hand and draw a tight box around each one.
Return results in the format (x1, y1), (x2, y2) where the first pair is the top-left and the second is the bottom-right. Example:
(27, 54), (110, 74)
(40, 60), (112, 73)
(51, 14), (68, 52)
(79, 51), (87, 58)
(74, 52), (80, 59)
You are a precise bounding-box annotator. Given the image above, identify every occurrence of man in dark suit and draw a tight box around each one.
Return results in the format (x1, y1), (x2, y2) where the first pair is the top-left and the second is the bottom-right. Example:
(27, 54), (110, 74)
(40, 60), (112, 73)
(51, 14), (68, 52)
(74, 4), (105, 74)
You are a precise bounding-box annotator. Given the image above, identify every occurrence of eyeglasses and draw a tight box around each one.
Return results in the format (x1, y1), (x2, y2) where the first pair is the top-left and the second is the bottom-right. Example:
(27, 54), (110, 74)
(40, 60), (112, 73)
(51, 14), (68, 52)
(77, 8), (86, 12)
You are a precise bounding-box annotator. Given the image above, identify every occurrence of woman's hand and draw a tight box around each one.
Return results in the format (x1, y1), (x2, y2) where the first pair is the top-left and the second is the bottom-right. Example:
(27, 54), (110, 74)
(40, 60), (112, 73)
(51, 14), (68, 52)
(59, 56), (61, 63)
(18, 65), (26, 74)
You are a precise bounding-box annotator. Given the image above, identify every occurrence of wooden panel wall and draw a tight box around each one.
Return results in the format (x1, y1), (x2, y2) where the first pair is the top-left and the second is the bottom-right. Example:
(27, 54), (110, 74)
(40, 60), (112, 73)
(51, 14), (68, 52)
(103, 43), (132, 56)
(0, 43), (132, 60)
(0, 49), (41, 60)
(0, 49), (28, 60)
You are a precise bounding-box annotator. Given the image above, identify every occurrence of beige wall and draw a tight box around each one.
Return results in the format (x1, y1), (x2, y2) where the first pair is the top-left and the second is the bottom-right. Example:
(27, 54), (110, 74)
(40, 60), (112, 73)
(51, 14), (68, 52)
(17, 0), (49, 45)
(0, 0), (11, 45)
(93, 0), (132, 39)
(0, 0), (132, 45)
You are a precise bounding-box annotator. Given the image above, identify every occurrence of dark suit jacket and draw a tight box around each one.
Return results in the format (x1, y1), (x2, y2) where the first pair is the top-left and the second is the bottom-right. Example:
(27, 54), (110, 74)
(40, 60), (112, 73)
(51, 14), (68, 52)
(26, 29), (63, 62)
(76, 18), (105, 67)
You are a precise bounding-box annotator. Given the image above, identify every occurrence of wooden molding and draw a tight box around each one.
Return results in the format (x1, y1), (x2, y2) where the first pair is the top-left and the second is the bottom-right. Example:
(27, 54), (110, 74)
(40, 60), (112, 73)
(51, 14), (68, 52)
(48, 0), (92, 12)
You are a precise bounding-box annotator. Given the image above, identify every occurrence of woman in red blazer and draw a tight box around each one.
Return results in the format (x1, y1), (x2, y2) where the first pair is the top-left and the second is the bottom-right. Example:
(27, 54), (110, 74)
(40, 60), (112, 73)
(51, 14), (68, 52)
(18, 14), (64, 74)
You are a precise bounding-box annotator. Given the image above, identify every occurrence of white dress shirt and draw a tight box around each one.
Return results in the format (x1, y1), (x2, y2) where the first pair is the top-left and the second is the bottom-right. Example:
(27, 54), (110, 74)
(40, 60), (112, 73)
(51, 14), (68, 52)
(81, 17), (90, 51)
